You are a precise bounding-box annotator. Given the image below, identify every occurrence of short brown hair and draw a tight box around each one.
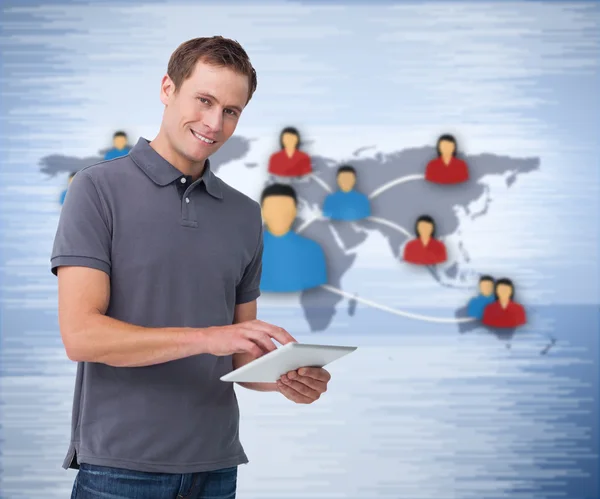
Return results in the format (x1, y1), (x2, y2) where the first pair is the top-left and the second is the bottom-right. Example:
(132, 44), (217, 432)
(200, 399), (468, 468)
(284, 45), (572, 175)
(167, 36), (257, 103)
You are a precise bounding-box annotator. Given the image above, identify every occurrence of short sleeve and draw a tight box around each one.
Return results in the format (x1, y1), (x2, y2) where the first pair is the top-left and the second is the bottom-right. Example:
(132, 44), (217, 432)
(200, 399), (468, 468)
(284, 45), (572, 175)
(235, 212), (263, 304)
(50, 170), (112, 277)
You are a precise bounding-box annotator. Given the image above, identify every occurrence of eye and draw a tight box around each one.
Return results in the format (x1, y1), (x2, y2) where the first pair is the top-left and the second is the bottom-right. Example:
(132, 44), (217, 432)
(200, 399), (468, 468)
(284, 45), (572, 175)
(198, 97), (210, 104)
(224, 108), (238, 117)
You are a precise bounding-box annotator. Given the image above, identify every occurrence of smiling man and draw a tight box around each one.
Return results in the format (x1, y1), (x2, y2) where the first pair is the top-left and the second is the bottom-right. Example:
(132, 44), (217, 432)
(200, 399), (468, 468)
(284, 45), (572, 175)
(51, 36), (332, 499)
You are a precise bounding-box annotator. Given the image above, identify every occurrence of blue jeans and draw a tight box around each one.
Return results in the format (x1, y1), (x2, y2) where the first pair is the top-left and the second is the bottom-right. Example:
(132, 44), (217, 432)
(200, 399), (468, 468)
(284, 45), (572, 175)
(71, 463), (237, 499)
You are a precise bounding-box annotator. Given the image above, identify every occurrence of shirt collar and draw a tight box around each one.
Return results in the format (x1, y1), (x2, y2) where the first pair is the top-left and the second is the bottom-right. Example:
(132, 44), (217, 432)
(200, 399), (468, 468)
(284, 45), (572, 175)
(129, 137), (223, 199)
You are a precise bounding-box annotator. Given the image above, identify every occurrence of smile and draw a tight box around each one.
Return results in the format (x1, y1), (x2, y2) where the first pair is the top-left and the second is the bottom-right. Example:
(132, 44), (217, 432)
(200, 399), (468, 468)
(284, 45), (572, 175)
(191, 129), (216, 144)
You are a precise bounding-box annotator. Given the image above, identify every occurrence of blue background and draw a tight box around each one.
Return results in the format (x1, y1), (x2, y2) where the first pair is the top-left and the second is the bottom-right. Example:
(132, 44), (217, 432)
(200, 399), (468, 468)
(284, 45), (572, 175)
(0, 1), (598, 497)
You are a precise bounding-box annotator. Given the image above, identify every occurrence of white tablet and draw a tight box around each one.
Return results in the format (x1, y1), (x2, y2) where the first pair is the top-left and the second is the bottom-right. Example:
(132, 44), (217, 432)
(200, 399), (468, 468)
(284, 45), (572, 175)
(220, 342), (357, 383)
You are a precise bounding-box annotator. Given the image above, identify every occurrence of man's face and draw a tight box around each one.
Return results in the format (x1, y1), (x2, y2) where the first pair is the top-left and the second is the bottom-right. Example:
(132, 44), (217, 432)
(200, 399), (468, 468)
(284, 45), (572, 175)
(281, 132), (298, 150)
(337, 172), (356, 192)
(417, 221), (433, 239)
(160, 60), (248, 164)
(480, 280), (494, 296)
(113, 135), (128, 150)
(496, 284), (512, 301)
(261, 195), (296, 235)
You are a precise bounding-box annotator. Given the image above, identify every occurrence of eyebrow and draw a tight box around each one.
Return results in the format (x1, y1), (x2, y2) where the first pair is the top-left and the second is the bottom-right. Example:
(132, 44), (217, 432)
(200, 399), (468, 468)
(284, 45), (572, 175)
(198, 93), (243, 114)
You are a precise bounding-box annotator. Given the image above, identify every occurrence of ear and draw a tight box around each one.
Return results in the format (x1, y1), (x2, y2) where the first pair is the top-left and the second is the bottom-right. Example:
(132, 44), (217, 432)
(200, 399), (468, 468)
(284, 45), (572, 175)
(160, 74), (175, 106)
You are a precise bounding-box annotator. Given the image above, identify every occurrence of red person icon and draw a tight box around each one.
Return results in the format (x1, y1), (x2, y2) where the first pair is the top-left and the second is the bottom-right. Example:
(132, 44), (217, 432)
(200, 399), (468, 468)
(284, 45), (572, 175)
(267, 127), (312, 178)
(403, 215), (447, 266)
(482, 278), (527, 328)
(425, 134), (469, 185)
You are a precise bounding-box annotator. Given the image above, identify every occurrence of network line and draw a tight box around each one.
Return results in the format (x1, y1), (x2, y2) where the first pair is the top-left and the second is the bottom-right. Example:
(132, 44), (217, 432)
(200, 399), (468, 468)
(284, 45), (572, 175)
(368, 174), (425, 200)
(293, 171), (472, 324)
(322, 285), (476, 324)
(309, 174), (333, 193)
(296, 213), (411, 239)
(296, 215), (323, 234)
(365, 216), (412, 238)
(308, 173), (425, 199)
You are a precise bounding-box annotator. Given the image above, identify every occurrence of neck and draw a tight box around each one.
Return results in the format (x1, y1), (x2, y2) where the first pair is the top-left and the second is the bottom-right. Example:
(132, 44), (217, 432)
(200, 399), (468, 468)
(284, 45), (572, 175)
(499, 298), (510, 308)
(420, 236), (430, 245)
(441, 155), (452, 165)
(268, 227), (290, 237)
(284, 146), (296, 157)
(150, 131), (207, 181)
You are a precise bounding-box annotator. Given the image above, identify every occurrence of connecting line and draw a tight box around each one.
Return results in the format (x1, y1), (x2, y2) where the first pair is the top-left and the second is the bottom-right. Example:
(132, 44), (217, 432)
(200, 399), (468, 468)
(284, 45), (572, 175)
(368, 174), (425, 200)
(296, 215), (323, 234)
(321, 284), (477, 324)
(365, 216), (412, 238)
(310, 174), (333, 193)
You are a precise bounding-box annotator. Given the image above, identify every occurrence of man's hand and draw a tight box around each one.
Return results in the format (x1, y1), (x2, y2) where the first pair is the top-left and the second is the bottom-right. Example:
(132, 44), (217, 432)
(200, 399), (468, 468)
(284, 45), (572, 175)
(276, 367), (331, 404)
(201, 320), (296, 358)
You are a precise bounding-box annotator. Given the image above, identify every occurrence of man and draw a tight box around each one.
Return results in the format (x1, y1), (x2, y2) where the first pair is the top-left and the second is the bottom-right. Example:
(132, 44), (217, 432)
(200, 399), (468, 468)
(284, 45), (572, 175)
(103, 130), (131, 160)
(260, 183), (328, 292)
(424, 134), (469, 184)
(51, 36), (331, 499)
(466, 275), (496, 320)
(322, 165), (371, 221)
(402, 214), (447, 265)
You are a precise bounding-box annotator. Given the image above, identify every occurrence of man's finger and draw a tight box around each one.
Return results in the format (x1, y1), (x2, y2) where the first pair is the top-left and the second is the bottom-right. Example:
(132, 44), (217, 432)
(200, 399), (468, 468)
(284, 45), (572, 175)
(246, 331), (277, 354)
(296, 367), (331, 382)
(287, 372), (327, 393)
(276, 381), (313, 404)
(239, 340), (266, 359)
(268, 326), (296, 345)
(250, 321), (297, 345)
(279, 377), (320, 399)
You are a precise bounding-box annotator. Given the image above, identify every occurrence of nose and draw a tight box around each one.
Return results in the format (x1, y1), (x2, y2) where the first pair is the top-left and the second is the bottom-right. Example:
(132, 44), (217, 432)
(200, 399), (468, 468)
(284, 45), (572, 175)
(202, 107), (223, 134)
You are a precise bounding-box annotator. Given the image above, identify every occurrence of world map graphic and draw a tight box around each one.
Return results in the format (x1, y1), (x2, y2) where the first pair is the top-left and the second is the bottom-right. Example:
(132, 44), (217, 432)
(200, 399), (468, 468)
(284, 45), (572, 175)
(40, 136), (540, 334)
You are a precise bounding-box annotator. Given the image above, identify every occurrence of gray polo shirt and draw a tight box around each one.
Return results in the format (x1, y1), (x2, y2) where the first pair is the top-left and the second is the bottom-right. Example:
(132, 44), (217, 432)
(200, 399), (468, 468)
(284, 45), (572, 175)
(50, 138), (263, 474)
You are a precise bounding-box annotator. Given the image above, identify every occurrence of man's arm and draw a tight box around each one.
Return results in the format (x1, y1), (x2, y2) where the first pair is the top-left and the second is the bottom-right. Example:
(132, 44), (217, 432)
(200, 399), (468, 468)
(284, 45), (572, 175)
(58, 266), (292, 367)
(58, 266), (210, 367)
(232, 300), (280, 392)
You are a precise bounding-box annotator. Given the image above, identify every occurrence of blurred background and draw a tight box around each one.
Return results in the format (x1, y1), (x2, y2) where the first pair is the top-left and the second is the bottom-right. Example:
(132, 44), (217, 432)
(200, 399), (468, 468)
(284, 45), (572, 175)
(1, 0), (599, 498)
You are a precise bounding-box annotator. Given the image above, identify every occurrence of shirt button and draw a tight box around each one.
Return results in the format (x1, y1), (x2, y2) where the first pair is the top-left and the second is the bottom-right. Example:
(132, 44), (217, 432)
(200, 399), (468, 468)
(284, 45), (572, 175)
(185, 197), (190, 203)
(180, 178), (187, 184)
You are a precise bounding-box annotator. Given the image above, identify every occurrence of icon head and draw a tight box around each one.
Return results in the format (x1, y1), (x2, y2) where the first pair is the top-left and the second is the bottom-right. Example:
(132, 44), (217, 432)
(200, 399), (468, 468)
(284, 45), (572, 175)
(260, 183), (298, 236)
(113, 131), (128, 150)
(336, 165), (356, 192)
(159, 36), (257, 164)
(479, 275), (495, 296)
(436, 134), (457, 158)
(495, 278), (515, 302)
(415, 215), (436, 240)
(279, 127), (301, 151)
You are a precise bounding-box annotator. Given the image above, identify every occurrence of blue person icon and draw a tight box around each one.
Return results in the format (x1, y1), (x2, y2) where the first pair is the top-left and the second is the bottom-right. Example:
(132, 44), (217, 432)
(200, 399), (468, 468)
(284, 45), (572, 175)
(261, 184), (327, 292)
(322, 165), (371, 221)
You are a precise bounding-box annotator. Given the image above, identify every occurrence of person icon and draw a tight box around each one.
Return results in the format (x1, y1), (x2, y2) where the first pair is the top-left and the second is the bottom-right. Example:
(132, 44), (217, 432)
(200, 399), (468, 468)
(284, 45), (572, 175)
(403, 215), (447, 265)
(425, 134), (469, 184)
(104, 131), (131, 160)
(267, 127), (312, 178)
(466, 275), (496, 320)
(322, 165), (371, 221)
(261, 183), (327, 292)
(482, 278), (527, 328)
(60, 172), (77, 205)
